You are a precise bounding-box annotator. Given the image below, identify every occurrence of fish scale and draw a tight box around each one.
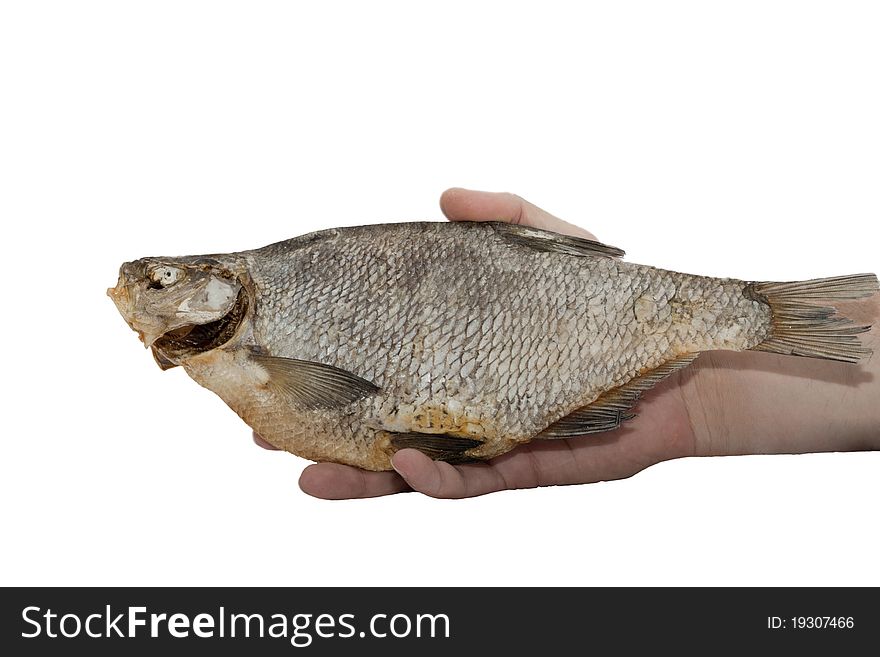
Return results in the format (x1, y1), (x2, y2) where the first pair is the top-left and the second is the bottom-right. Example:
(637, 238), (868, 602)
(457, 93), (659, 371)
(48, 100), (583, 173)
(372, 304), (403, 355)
(108, 220), (877, 470)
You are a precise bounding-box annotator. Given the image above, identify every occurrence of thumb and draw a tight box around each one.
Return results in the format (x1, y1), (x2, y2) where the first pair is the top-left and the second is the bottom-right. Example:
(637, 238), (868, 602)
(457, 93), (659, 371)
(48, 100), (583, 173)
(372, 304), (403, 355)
(439, 187), (596, 240)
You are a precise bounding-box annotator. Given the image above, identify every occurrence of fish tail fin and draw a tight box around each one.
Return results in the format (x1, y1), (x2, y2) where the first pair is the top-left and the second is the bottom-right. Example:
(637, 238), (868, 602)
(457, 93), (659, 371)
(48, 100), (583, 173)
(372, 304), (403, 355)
(746, 274), (878, 363)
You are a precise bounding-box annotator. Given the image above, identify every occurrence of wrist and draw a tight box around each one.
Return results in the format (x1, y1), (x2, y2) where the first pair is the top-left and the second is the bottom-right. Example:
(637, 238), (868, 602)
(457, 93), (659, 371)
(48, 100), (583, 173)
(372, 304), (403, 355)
(684, 296), (880, 457)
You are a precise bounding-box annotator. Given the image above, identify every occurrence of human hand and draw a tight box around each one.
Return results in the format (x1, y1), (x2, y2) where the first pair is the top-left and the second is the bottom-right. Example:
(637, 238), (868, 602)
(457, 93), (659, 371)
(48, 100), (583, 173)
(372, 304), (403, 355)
(257, 188), (880, 498)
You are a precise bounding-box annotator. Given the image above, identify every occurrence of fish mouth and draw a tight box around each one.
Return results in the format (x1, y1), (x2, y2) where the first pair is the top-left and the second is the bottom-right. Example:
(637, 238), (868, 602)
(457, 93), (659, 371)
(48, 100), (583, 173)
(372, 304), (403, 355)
(153, 288), (249, 362)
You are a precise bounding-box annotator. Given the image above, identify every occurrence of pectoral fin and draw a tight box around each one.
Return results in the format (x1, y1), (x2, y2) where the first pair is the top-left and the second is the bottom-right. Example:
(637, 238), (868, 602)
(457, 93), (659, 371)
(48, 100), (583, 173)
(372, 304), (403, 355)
(251, 352), (380, 409)
(389, 432), (482, 464)
(538, 354), (698, 438)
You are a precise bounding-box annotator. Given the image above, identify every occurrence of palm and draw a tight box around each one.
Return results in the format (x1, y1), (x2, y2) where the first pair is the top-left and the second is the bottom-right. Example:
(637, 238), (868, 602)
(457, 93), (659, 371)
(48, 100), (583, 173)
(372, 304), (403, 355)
(293, 189), (701, 499)
(297, 355), (697, 500)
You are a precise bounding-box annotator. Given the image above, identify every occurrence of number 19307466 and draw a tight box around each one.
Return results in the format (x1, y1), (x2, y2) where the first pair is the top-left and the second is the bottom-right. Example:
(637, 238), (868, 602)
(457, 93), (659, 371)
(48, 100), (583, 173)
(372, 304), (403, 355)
(767, 616), (854, 630)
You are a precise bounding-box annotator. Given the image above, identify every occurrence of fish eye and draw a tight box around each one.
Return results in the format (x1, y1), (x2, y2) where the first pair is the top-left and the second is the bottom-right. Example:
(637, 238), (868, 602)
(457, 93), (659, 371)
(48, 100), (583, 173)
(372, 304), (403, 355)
(148, 266), (183, 289)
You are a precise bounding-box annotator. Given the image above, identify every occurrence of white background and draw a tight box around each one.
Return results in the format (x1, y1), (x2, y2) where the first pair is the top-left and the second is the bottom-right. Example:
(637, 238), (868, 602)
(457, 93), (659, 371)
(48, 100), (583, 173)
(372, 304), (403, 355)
(1, 1), (877, 586)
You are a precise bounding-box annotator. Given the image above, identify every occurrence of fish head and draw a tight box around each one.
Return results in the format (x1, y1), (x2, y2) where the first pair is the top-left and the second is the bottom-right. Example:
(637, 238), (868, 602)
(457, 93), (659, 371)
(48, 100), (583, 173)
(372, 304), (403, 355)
(108, 255), (251, 369)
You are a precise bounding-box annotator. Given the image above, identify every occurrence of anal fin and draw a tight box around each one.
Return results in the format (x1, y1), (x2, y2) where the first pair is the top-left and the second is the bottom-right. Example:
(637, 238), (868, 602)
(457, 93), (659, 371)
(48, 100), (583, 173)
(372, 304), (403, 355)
(389, 432), (482, 464)
(538, 354), (698, 439)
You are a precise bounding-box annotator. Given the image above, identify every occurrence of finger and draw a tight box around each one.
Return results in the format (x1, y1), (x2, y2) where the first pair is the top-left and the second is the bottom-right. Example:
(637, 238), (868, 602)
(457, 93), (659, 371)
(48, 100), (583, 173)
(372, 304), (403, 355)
(439, 187), (596, 240)
(490, 440), (600, 487)
(252, 431), (280, 450)
(391, 448), (509, 499)
(299, 462), (411, 500)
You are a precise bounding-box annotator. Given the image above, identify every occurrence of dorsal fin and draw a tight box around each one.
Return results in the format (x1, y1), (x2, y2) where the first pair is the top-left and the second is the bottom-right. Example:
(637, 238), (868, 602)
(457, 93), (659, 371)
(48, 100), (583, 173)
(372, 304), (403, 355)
(538, 354), (698, 438)
(490, 222), (625, 259)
